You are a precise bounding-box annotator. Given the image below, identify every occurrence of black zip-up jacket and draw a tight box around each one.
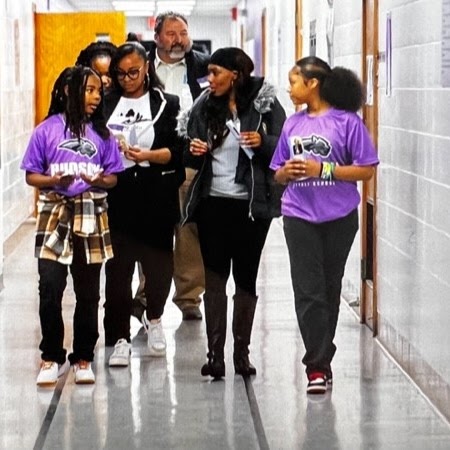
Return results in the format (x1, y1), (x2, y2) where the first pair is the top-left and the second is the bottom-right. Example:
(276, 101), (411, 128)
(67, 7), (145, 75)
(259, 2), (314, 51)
(177, 77), (286, 223)
(103, 87), (185, 245)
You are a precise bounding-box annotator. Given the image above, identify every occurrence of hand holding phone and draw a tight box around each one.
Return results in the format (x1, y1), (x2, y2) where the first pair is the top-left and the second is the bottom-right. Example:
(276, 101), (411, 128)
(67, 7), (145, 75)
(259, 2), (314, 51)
(115, 133), (129, 152)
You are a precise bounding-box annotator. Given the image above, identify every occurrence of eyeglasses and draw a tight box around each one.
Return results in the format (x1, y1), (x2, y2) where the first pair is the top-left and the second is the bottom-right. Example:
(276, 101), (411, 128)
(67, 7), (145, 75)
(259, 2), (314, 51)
(115, 66), (144, 81)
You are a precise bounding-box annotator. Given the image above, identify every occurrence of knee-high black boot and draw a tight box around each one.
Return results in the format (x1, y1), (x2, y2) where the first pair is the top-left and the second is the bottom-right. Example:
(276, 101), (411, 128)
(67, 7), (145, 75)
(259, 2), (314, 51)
(233, 294), (258, 376)
(201, 293), (227, 379)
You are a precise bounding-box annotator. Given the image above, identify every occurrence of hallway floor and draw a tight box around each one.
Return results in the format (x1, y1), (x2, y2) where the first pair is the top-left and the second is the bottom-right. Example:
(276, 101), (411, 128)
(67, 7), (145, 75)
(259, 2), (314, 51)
(1, 218), (450, 449)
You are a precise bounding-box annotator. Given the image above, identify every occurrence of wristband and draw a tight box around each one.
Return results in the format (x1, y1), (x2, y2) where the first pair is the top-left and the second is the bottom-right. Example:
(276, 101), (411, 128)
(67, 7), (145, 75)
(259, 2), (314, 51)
(320, 162), (336, 181)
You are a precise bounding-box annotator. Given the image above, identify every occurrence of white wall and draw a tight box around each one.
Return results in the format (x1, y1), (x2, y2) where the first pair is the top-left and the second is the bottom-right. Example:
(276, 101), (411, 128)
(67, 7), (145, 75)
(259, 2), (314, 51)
(377, 0), (450, 385)
(0, 1), (37, 285)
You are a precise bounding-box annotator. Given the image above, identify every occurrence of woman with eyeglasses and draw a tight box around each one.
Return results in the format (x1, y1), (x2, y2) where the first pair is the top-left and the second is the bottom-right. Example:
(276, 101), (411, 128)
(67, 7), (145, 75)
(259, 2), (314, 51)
(102, 41), (185, 367)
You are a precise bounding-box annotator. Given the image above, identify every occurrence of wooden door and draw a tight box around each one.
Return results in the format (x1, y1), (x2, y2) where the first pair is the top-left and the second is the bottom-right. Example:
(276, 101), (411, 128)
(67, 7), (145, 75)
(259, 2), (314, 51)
(295, 0), (303, 59)
(361, 0), (379, 334)
(34, 12), (126, 124)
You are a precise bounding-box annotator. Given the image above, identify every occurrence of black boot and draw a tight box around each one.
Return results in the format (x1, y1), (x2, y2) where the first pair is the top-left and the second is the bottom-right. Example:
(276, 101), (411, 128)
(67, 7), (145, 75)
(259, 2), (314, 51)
(201, 293), (227, 379)
(233, 293), (258, 376)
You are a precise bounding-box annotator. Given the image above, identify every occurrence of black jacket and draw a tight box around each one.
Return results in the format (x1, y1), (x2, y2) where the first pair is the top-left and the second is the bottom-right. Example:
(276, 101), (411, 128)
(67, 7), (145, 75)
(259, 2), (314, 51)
(147, 43), (210, 100)
(103, 87), (185, 245)
(177, 77), (286, 223)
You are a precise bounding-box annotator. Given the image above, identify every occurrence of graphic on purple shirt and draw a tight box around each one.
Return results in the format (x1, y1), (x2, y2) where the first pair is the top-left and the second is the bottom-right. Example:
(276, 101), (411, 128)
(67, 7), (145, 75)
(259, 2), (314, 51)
(21, 114), (124, 197)
(270, 108), (379, 223)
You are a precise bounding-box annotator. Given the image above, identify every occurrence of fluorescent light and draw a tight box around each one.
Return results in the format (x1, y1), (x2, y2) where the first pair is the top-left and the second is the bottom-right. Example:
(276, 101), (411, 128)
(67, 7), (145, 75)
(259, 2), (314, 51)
(155, 9), (194, 17)
(125, 11), (154, 16)
(156, 0), (196, 13)
(157, 1), (196, 5)
(112, 1), (155, 11)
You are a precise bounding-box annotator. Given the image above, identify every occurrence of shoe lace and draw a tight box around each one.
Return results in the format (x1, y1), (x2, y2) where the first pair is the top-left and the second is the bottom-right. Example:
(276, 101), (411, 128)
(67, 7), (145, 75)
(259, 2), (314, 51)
(150, 323), (165, 343)
(308, 372), (326, 382)
(77, 360), (90, 370)
(41, 361), (55, 370)
(115, 340), (130, 356)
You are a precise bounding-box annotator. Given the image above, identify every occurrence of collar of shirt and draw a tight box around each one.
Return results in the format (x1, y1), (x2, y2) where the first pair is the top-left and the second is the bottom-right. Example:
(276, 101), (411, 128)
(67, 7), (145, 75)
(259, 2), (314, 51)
(154, 51), (187, 69)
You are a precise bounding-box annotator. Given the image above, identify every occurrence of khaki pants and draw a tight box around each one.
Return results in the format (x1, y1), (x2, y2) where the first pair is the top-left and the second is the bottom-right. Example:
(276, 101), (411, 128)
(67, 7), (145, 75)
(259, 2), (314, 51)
(172, 168), (205, 310)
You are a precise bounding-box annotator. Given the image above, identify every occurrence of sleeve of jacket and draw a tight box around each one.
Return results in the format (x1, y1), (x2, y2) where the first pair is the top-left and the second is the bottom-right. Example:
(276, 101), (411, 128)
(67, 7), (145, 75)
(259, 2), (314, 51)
(257, 97), (287, 163)
(158, 94), (186, 187)
(177, 93), (208, 171)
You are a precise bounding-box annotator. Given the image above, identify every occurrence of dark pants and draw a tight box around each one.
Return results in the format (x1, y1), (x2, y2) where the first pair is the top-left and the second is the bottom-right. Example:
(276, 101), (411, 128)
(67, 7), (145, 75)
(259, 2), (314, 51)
(283, 209), (358, 375)
(104, 230), (174, 346)
(196, 196), (272, 298)
(38, 235), (102, 365)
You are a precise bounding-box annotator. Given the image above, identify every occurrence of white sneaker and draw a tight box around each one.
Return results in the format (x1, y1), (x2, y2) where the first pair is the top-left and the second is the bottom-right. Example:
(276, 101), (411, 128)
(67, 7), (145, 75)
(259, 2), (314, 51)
(73, 360), (95, 384)
(109, 339), (131, 367)
(142, 313), (166, 357)
(36, 361), (67, 387)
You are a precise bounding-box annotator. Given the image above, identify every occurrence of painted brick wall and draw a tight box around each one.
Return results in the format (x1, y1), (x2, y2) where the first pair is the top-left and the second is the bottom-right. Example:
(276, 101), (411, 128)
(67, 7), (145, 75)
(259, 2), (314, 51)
(1, 1), (37, 283)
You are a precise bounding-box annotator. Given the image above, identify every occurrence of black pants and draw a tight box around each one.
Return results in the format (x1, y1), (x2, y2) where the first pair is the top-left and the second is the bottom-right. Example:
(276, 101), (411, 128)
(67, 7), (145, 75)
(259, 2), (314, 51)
(196, 196), (271, 298)
(104, 230), (174, 346)
(283, 209), (358, 375)
(38, 235), (102, 365)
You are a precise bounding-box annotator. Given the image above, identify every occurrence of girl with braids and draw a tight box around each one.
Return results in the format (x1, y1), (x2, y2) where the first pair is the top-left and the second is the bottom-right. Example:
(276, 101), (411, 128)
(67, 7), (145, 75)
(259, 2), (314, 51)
(21, 65), (123, 386)
(102, 42), (185, 366)
(76, 41), (118, 93)
(270, 56), (379, 394)
(178, 47), (286, 379)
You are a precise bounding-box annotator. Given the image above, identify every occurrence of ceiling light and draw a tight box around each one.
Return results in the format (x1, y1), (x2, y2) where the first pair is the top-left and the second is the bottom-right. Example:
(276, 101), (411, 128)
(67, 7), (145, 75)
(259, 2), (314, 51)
(112, 1), (155, 11)
(125, 10), (154, 16)
(156, 1), (196, 5)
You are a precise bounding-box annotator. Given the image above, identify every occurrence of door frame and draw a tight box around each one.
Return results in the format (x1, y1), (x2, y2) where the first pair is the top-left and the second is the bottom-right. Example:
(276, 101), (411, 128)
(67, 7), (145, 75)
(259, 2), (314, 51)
(360, 0), (379, 335)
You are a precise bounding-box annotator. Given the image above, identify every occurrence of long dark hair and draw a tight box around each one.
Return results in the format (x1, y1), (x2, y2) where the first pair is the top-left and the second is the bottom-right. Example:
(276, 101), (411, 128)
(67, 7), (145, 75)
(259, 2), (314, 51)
(46, 65), (110, 140)
(295, 56), (365, 112)
(205, 48), (255, 150)
(109, 42), (164, 93)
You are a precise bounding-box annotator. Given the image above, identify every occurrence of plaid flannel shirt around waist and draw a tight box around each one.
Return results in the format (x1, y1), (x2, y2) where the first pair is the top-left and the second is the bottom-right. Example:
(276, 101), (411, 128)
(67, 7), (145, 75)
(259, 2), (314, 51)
(35, 191), (113, 265)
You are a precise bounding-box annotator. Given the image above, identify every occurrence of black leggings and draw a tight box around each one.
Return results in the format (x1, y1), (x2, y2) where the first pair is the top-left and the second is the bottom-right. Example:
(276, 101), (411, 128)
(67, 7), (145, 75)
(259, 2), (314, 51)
(196, 196), (271, 298)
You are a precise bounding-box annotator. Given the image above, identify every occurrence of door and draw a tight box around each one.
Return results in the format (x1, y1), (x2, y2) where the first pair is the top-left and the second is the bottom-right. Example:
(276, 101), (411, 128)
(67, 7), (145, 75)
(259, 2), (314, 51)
(361, 0), (379, 334)
(295, 0), (303, 59)
(34, 12), (126, 124)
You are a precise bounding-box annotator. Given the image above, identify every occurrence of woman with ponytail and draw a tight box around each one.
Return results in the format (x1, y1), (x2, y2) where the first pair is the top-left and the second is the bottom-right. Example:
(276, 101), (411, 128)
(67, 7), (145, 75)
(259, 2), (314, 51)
(270, 56), (379, 394)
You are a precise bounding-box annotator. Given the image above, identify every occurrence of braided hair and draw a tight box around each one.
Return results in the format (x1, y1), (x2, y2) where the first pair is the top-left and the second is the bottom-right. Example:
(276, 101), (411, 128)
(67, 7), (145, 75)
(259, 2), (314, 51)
(46, 66), (73, 118)
(46, 65), (110, 140)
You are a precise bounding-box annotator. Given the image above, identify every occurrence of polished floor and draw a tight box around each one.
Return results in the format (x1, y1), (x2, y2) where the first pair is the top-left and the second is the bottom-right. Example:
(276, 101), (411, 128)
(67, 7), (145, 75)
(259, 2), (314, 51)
(1, 218), (450, 450)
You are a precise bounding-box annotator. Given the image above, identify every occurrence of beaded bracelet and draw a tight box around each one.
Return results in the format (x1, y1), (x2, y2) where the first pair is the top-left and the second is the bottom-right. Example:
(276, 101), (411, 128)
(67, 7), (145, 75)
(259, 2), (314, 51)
(320, 162), (336, 181)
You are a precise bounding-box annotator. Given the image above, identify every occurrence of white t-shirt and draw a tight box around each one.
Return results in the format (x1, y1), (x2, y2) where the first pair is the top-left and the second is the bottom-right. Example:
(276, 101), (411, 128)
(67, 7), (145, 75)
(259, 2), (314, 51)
(107, 93), (155, 168)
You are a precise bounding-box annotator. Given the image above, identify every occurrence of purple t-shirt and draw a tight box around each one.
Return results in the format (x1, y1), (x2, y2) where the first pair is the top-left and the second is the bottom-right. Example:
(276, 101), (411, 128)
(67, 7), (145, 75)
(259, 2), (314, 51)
(270, 108), (379, 223)
(21, 114), (124, 197)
